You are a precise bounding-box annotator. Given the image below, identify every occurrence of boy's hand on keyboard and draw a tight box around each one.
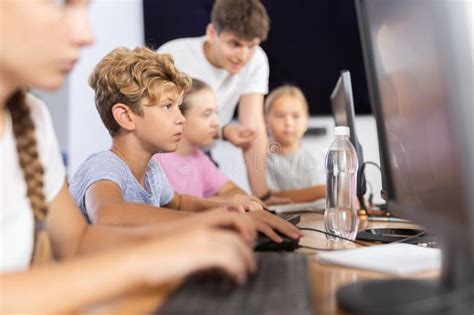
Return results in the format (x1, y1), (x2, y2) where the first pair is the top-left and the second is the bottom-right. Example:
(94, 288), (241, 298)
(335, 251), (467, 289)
(193, 210), (257, 244)
(246, 211), (303, 242)
(149, 210), (257, 244)
(211, 201), (262, 213)
(226, 195), (265, 212)
(141, 226), (256, 286)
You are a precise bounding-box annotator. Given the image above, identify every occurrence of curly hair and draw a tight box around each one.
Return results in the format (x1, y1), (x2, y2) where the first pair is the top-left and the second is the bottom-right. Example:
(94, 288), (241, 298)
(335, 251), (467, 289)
(89, 47), (192, 136)
(211, 0), (270, 41)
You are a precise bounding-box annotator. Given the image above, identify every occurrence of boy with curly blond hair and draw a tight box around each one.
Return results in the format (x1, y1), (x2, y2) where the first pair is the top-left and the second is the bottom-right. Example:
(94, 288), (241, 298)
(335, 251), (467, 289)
(69, 47), (301, 243)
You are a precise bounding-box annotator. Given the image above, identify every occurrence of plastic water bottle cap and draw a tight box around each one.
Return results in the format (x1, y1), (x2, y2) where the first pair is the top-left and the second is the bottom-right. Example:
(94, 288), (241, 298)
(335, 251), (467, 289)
(334, 126), (350, 136)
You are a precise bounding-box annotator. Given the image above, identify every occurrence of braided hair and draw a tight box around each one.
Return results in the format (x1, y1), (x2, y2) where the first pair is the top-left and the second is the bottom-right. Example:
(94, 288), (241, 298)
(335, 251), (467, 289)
(6, 90), (53, 266)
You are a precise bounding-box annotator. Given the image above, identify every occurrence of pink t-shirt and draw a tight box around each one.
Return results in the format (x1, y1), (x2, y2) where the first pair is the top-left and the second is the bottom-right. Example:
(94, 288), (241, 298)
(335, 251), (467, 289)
(153, 148), (228, 198)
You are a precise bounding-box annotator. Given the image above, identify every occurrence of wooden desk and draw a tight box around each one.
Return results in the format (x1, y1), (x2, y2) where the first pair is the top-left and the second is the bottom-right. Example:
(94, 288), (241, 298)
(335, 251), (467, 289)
(85, 212), (437, 315)
(299, 213), (437, 315)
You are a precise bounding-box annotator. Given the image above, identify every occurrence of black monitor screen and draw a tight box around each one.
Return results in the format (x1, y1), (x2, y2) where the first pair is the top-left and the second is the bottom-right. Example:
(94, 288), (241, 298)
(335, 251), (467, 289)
(346, 0), (474, 314)
(356, 0), (472, 233)
(337, 2), (473, 312)
(330, 71), (361, 154)
(330, 70), (366, 198)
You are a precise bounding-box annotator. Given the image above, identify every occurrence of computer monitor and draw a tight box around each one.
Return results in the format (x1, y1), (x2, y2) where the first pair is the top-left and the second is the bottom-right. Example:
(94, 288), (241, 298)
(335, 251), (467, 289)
(330, 70), (368, 211)
(337, 1), (474, 314)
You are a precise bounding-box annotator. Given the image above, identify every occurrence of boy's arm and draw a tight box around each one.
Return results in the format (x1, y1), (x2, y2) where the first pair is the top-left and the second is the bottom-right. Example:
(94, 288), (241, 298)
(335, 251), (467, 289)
(166, 192), (301, 241)
(84, 179), (298, 241)
(216, 181), (248, 197)
(11, 183), (254, 313)
(272, 185), (326, 203)
(49, 183), (256, 259)
(211, 181), (267, 210)
(84, 180), (192, 226)
(165, 192), (248, 213)
(238, 93), (269, 198)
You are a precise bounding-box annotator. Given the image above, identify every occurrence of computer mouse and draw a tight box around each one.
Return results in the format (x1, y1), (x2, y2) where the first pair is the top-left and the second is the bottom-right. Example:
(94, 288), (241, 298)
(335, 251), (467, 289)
(254, 232), (299, 252)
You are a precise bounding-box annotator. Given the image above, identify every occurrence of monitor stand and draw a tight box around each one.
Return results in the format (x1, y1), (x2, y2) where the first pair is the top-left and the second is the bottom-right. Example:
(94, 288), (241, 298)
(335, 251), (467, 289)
(336, 244), (474, 315)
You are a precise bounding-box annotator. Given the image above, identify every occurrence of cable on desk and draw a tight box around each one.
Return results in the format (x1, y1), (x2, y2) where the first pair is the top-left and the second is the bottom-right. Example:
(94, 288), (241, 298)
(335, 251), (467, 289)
(390, 230), (427, 244)
(301, 227), (432, 248)
(299, 227), (368, 246)
(358, 160), (388, 215)
(361, 161), (382, 172)
(365, 180), (374, 206)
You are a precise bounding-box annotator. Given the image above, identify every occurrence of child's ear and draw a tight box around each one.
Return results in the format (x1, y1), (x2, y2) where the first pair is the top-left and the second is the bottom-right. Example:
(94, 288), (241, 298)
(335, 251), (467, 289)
(112, 103), (135, 132)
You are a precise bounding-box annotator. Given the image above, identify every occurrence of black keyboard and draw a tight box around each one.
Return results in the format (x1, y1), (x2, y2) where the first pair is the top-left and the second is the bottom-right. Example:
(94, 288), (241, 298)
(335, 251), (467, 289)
(156, 252), (314, 315)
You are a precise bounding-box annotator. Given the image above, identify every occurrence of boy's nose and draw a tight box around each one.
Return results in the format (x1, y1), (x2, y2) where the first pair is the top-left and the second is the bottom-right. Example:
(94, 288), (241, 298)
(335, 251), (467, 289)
(176, 110), (186, 125)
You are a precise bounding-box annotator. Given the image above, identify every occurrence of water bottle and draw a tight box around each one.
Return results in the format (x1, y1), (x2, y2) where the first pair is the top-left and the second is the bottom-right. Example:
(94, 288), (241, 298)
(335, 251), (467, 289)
(324, 126), (359, 241)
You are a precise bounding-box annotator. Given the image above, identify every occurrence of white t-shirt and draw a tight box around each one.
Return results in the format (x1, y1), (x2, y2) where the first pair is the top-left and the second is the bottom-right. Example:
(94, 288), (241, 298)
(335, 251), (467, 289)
(158, 36), (269, 125)
(0, 94), (65, 272)
(266, 144), (326, 191)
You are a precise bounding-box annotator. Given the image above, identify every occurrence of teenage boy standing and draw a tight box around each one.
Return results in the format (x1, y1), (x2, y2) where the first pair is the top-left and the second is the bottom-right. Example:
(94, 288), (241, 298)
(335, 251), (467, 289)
(158, 0), (276, 202)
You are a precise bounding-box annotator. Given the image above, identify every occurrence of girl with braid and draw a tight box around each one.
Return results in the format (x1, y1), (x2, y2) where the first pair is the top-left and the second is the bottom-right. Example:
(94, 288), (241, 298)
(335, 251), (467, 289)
(0, 1), (257, 313)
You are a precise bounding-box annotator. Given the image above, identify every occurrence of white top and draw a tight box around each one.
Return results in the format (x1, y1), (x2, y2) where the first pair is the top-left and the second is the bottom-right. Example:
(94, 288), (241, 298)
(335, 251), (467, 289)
(158, 36), (269, 125)
(266, 144), (326, 191)
(0, 94), (65, 272)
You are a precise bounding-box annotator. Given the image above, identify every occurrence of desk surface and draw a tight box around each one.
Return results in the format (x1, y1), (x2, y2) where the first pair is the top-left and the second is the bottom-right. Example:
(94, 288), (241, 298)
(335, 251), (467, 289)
(84, 212), (438, 315)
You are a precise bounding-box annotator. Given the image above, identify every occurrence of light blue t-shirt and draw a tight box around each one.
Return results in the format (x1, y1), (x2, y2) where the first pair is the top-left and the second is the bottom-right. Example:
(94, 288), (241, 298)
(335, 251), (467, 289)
(69, 151), (174, 223)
